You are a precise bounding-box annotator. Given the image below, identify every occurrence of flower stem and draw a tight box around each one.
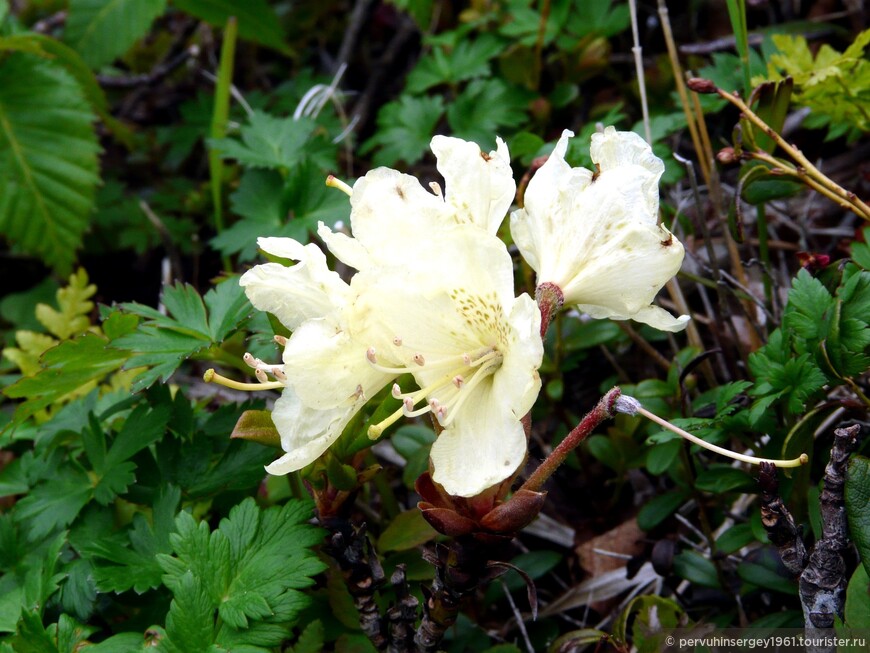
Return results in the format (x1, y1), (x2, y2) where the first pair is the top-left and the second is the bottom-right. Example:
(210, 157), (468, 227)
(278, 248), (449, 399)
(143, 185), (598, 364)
(714, 86), (870, 221)
(520, 387), (622, 492)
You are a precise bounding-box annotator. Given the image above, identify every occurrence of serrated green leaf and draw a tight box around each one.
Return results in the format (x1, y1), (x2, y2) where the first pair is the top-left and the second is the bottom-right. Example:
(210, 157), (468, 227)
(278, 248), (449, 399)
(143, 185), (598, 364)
(65, 0), (168, 69)
(0, 53), (100, 273)
(13, 470), (92, 540)
(157, 498), (325, 648)
(447, 78), (531, 145)
(172, 0), (288, 53)
(113, 281), (251, 390)
(3, 333), (129, 424)
(405, 35), (503, 93)
(0, 33), (127, 139)
(160, 571), (216, 653)
(360, 95), (444, 166)
(9, 610), (57, 653)
(291, 620), (324, 653)
(85, 485), (179, 593)
(210, 112), (324, 172)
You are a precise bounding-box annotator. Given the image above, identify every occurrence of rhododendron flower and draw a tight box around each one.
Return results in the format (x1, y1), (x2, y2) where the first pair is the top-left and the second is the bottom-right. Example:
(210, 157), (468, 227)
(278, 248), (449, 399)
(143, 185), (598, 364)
(510, 127), (689, 332)
(318, 135), (514, 272)
(231, 135), (542, 497)
(355, 224), (542, 498)
(238, 238), (394, 475)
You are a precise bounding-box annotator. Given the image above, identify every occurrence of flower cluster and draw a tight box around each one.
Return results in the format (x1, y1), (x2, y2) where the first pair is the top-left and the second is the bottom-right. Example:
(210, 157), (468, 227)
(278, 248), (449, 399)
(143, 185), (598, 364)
(217, 128), (688, 498)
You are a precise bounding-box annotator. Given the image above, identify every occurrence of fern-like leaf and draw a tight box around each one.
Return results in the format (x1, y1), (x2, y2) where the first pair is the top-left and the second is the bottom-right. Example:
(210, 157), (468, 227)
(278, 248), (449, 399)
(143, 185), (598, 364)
(0, 53), (100, 274)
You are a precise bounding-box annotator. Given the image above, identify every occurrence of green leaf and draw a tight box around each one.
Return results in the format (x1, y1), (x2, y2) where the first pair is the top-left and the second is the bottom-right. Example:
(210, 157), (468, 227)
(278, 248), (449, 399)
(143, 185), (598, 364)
(0, 53), (100, 273)
(9, 610), (57, 653)
(376, 509), (437, 552)
(172, 0), (288, 53)
(291, 620), (324, 653)
(737, 560), (798, 595)
(65, 0), (168, 69)
(3, 333), (129, 424)
(13, 470), (92, 540)
(405, 35), (503, 93)
(0, 34), (126, 138)
(446, 79), (531, 145)
(847, 455), (870, 578)
(637, 490), (689, 531)
(694, 466), (755, 493)
(157, 498), (326, 648)
(715, 523), (756, 554)
(646, 439), (681, 475)
(160, 571), (216, 653)
(210, 112), (331, 172)
(113, 280), (251, 390)
(673, 551), (720, 588)
(360, 95), (444, 166)
(845, 563), (870, 628)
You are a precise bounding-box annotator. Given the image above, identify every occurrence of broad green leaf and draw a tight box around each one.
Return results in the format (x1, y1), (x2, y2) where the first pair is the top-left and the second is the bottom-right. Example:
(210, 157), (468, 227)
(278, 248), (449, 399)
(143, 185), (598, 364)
(673, 551), (720, 588)
(292, 620), (325, 653)
(9, 610), (57, 653)
(737, 560), (798, 595)
(694, 466), (755, 493)
(65, 0), (168, 69)
(160, 572), (216, 653)
(845, 563), (870, 628)
(376, 509), (437, 552)
(172, 0), (288, 53)
(612, 595), (686, 653)
(715, 523), (756, 554)
(0, 53), (100, 273)
(0, 34), (127, 139)
(847, 455), (870, 578)
(637, 490), (689, 531)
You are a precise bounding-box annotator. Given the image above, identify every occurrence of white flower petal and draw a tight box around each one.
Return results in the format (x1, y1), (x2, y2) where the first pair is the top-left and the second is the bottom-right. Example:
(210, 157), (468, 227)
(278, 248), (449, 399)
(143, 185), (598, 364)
(511, 127), (688, 332)
(317, 221), (370, 271)
(264, 388), (357, 475)
(430, 135), (516, 234)
(283, 317), (392, 410)
(430, 381), (528, 497)
(239, 241), (350, 331)
(577, 303), (690, 333)
(347, 167), (447, 261)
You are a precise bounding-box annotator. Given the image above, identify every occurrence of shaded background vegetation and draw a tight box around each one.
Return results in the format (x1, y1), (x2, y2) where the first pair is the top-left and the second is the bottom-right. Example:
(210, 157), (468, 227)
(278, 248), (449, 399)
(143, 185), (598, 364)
(0, 0), (869, 651)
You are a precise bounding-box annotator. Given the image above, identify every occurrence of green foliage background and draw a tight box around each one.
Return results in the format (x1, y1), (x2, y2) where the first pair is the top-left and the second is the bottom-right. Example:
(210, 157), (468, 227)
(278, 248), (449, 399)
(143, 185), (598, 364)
(0, 0), (869, 650)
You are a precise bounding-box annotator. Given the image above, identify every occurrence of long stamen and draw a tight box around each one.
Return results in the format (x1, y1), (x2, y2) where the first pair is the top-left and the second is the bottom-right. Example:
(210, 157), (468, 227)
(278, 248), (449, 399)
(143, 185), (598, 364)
(615, 395), (809, 468)
(203, 368), (284, 391)
(325, 174), (353, 196)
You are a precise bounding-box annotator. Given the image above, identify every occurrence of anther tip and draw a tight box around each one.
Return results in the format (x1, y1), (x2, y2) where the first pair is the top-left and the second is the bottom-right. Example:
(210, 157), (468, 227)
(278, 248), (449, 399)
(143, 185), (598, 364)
(367, 425), (383, 440)
(203, 369), (215, 383)
(799, 453), (809, 464)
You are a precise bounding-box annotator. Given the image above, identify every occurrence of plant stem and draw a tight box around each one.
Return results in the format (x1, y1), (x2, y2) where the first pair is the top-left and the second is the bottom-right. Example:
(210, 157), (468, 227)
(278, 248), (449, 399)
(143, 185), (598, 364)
(209, 17), (238, 273)
(520, 387), (621, 493)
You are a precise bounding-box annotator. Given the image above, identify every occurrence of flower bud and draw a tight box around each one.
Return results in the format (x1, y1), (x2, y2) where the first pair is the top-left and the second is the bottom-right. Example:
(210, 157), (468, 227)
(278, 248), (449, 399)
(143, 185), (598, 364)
(716, 147), (738, 165)
(687, 77), (718, 94)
